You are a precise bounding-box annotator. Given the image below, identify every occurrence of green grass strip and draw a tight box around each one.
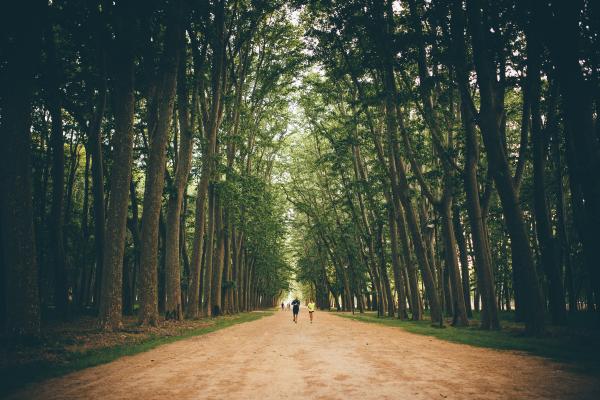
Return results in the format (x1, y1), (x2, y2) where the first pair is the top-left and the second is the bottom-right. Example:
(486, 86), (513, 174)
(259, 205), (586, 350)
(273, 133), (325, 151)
(1, 311), (272, 396)
(333, 312), (600, 375)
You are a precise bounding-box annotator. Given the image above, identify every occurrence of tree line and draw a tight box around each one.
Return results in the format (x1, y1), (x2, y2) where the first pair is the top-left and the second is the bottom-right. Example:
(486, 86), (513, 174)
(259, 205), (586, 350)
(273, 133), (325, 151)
(288, 0), (599, 335)
(1, 0), (298, 338)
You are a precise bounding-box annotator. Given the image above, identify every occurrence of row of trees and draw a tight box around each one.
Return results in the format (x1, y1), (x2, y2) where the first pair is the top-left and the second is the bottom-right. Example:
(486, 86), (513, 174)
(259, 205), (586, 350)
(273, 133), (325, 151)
(289, 0), (599, 335)
(1, 0), (297, 337)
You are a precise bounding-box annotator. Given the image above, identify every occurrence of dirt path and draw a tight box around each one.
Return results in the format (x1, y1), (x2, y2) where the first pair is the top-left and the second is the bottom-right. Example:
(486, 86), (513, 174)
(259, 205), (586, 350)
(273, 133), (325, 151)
(8, 309), (600, 400)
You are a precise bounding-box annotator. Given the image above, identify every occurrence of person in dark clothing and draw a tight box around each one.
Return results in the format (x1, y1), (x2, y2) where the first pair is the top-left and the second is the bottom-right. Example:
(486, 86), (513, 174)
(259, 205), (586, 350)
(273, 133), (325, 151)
(281, 302), (284, 311)
(291, 298), (300, 323)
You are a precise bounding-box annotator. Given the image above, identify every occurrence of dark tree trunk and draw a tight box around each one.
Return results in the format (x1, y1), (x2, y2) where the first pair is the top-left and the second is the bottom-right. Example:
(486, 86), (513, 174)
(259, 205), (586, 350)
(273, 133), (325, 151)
(165, 40), (193, 321)
(386, 198), (408, 319)
(450, 0), (500, 330)
(211, 196), (225, 316)
(187, 0), (225, 318)
(78, 151), (91, 308)
(90, 62), (107, 313)
(45, 25), (68, 319)
(98, 4), (137, 330)
(543, 0), (600, 311)
(203, 185), (217, 316)
(527, 14), (567, 325)
(0, 0), (44, 336)
(138, 1), (181, 326)
(453, 207), (473, 318)
(440, 200), (469, 326)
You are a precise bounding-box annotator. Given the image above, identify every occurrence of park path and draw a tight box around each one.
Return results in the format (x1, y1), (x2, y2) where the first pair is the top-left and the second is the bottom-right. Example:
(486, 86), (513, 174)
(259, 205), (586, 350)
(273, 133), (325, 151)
(8, 309), (600, 400)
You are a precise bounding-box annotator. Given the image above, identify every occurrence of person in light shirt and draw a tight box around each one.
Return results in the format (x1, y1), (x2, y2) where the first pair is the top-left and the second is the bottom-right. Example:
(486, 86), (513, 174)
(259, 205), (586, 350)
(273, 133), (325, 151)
(307, 299), (316, 323)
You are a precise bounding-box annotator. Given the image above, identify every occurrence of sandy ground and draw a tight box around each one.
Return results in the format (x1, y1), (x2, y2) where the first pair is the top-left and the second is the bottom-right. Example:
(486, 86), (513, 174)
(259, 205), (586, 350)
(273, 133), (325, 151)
(7, 309), (600, 400)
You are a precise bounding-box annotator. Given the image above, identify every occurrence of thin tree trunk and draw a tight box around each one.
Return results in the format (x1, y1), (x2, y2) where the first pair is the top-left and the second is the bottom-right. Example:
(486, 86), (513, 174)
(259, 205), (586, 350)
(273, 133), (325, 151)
(165, 41), (194, 321)
(45, 25), (68, 319)
(89, 58), (107, 312)
(78, 151), (91, 308)
(440, 200), (469, 326)
(203, 185), (216, 316)
(211, 196), (225, 316)
(386, 196), (408, 319)
(453, 206), (473, 318)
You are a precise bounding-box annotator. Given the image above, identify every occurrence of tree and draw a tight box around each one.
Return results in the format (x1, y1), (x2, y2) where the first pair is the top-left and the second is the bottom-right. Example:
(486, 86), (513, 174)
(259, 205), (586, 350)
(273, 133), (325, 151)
(98, 0), (139, 331)
(0, 0), (45, 337)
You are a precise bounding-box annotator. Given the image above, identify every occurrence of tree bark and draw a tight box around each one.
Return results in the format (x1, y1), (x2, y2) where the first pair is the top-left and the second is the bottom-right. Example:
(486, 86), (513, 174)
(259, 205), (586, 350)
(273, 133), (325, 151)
(0, 0), (44, 336)
(165, 40), (194, 321)
(386, 195), (408, 319)
(453, 207), (473, 318)
(527, 12), (567, 325)
(450, 0), (500, 330)
(211, 195), (225, 316)
(138, 0), (181, 326)
(89, 61), (107, 312)
(98, 3), (137, 330)
(440, 199), (469, 326)
(187, 0), (225, 319)
(44, 24), (68, 319)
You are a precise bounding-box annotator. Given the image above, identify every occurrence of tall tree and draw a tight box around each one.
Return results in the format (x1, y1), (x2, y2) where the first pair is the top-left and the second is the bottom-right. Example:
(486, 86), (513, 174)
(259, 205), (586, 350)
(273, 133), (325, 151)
(165, 35), (196, 321)
(0, 0), (45, 337)
(138, 0), (182, 326)
(98, 0), (139, 331)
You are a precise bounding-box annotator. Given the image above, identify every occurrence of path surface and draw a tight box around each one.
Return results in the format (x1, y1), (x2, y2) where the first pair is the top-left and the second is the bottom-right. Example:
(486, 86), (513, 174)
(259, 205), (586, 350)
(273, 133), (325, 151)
(9, 309), (600, 400)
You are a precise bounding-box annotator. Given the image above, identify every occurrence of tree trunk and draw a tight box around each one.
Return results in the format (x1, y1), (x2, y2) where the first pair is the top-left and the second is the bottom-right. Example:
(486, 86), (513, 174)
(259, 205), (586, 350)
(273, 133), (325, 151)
(527, 15), (567, 325)
(165, 42), (193, 321)
(386, 198), (408, 319)
(45, 25), (68, 319)
(202, 185), (216, 316)
(453, 207), (473, 318)
(138, 2), (181, 326)
(211, 196), (225, 316)
(89, 63), (107, 313)
(186, 0), (225, 318)
(98, 4), (137, 330)
(440, 200), (469, 326)
(450, 0), (500, 330)
(0, 1), (43, 336)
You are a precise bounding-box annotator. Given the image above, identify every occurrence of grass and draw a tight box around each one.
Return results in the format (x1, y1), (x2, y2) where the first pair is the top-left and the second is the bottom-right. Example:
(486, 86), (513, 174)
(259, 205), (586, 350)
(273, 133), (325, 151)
(333, 311), (600, 375)
(1, 311), (272, 396)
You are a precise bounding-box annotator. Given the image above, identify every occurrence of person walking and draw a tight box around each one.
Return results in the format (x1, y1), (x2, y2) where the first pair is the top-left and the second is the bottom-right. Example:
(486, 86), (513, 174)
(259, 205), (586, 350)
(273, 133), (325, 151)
(281, 302), (284, 311)
(307, 299), (316, 323)
(291, 298), (300, 323)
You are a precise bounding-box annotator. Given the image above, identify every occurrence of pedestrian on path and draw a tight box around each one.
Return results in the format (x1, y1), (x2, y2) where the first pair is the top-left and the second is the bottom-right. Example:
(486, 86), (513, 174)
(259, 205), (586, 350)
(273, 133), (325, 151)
(291, 298), (300, 323)
(281, 302), (284, 311)
(307, 299), (316, 323)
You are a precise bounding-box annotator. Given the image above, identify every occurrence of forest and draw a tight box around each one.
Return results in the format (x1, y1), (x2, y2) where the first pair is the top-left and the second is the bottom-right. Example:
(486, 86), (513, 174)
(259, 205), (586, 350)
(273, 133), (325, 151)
(1, 0), (599, 346)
